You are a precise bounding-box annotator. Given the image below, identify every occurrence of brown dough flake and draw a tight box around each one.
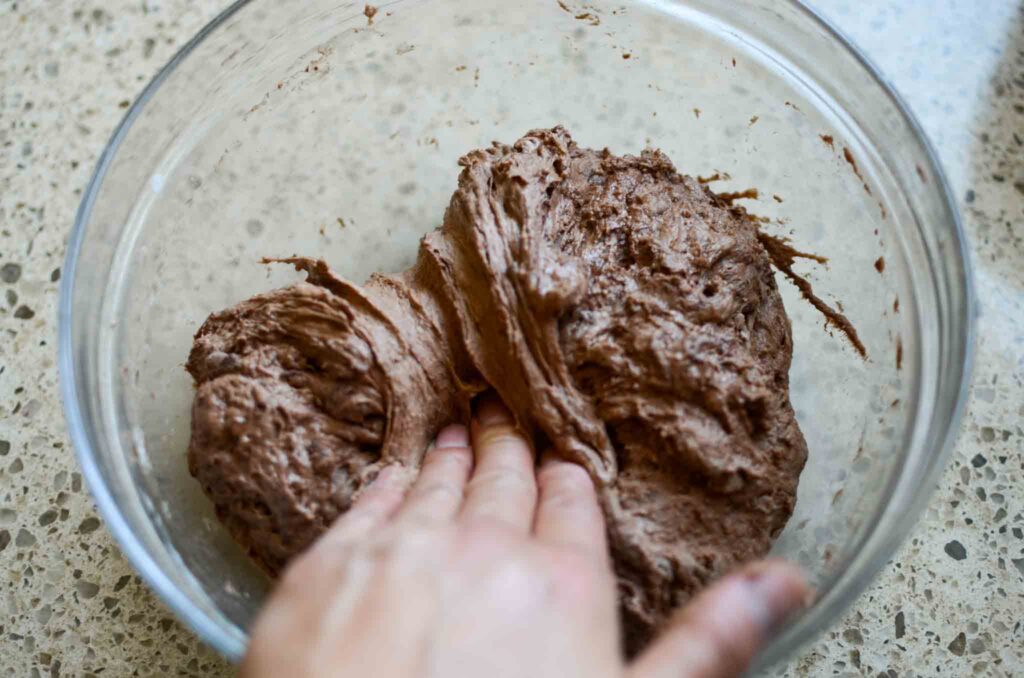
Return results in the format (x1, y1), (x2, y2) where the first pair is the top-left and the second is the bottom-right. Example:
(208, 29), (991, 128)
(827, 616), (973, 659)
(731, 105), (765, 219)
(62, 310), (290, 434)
(716, 187), (759, 204)
(188, 127), (819, 654)
(757, 233), (867, 358)
(843, 146), (873, 196)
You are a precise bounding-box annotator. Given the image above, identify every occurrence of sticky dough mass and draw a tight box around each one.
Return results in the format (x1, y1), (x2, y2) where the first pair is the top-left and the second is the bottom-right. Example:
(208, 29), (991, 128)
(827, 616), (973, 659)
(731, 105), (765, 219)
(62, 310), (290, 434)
(186, 127), (808, 653)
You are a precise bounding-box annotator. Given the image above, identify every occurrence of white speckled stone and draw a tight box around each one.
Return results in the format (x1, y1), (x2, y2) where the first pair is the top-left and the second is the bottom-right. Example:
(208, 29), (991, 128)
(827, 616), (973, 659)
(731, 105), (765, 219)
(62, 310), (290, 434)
(785, 3), (1024, 676)
(0, 1), (1020, 676)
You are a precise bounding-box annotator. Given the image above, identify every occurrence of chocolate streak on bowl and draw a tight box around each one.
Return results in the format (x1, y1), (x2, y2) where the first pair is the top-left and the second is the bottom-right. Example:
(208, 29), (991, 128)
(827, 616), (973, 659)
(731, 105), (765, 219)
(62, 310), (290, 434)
(756, 231), (867, 358)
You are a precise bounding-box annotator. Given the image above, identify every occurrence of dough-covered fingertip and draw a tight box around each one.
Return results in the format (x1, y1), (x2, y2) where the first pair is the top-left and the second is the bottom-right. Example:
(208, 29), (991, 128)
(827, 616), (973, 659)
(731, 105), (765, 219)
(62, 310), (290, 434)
(474, 393), (514, 427)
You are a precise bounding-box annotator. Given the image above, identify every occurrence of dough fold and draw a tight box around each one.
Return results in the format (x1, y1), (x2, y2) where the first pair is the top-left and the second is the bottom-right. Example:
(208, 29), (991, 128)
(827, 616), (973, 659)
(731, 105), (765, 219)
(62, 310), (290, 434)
(187, 127), (808, 652)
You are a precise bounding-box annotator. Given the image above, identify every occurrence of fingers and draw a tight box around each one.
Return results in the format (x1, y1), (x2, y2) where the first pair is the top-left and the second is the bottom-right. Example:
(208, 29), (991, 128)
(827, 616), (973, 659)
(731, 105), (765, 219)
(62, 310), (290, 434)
(459, 394), (538, 532)
(629, 560), (809, 678)
(533, 451), (608, 561)
(395, 424), (473, 525)
(311, 465), (411, 553)
(264, 466), (411, 650)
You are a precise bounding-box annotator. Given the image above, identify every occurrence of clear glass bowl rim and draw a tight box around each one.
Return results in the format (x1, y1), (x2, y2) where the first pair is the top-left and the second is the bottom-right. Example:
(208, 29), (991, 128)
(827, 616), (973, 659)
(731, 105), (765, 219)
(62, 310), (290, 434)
(58, 0), (977, 667)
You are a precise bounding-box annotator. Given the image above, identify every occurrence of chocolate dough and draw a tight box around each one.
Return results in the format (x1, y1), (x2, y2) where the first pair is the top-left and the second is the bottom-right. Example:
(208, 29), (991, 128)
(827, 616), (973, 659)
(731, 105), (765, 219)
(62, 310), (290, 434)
(187, 127), (808, 653)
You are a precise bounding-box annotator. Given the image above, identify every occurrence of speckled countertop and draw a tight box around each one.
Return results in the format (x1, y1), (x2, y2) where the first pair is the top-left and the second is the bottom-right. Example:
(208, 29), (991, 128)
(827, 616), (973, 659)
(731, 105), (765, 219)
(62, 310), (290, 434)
(1, 0), (1021, 676)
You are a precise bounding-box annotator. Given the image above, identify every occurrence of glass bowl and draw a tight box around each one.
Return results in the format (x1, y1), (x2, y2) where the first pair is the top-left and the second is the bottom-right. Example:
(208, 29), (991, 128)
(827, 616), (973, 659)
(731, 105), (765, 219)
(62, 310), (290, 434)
(59, 0), (974, 671)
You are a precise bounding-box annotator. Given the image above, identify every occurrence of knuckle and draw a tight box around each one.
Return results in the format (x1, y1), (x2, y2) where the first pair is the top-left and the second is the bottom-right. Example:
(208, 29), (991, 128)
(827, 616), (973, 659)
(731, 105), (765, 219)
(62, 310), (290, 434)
(379, 526), (449, 578)
(427, 444), (473, 469)
(415, 481), (464, 506)
(540, 462), (593, 495)
(540, 490), (588, 515)
(465, 499), (518, 524)
(477, 425), (528, 450)
(470, 467), (535, 494)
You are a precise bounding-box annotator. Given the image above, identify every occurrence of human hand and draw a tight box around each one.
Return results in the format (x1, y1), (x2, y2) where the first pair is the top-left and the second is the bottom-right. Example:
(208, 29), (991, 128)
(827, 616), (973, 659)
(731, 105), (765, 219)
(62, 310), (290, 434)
(240, 395), (808, 678)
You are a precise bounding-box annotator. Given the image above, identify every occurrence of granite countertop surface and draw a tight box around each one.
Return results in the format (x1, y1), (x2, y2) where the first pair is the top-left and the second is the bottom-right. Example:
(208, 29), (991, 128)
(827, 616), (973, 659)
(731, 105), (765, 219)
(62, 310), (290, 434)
(0, 0), (1021, 676)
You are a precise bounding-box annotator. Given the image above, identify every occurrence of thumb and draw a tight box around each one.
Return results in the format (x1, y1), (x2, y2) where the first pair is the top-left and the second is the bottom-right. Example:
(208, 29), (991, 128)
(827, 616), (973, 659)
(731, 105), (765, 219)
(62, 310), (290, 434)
(628, 560), (809, 678)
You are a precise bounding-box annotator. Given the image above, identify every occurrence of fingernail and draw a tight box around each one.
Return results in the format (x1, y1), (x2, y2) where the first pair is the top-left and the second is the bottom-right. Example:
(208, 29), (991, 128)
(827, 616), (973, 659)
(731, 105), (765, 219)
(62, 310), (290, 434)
(435, 424), (469, 449)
